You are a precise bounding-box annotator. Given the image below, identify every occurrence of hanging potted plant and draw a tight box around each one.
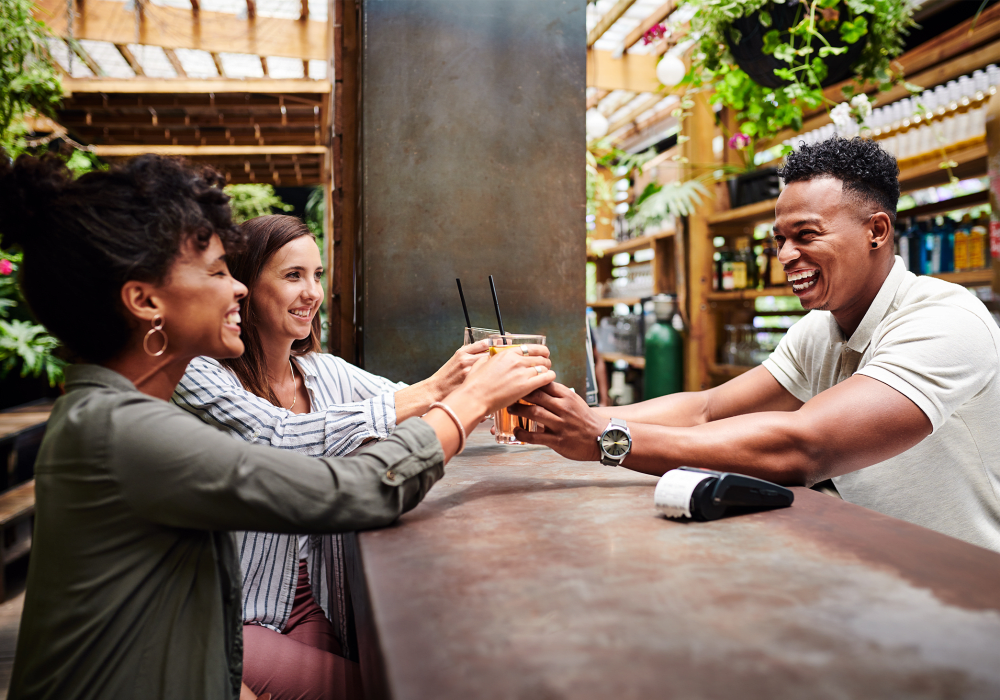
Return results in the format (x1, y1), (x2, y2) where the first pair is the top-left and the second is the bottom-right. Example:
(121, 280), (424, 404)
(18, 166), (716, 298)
(665, 0), (916, 206)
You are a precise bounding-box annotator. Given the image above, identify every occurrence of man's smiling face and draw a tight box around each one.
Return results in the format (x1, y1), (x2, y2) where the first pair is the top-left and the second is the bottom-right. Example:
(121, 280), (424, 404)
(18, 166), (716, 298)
(772, 177), (880, 315)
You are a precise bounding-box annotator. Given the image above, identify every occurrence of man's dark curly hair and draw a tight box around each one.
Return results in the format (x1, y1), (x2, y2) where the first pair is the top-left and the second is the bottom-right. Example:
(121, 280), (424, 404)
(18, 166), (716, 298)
(0, 152), (245, 363)
(777, 137), (900, 226)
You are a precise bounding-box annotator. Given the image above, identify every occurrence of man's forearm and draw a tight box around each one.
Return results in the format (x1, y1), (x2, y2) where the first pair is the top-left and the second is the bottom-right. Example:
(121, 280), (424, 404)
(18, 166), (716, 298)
(596, 391), (711, 427)
(621, 410), (819, 484)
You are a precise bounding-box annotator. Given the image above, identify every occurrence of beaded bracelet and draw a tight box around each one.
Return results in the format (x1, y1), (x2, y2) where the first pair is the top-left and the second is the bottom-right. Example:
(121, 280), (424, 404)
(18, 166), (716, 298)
(429, 401), (467, 455)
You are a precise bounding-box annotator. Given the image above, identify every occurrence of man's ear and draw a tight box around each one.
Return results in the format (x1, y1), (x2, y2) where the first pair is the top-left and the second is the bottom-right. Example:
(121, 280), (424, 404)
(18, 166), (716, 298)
(120, 280), (165, 325)
(870, 211), (893, 250)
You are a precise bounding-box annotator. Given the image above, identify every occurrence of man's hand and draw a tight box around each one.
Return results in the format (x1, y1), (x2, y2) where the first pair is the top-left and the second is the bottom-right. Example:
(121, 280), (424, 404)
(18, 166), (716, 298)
(508, 382), (604, 462)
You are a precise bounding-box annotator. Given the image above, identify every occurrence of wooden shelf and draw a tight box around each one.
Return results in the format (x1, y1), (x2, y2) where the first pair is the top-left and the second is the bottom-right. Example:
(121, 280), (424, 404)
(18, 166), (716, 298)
(588, 228), (676, 261)
(897, 135), (988, 191)
(931, 269), (993, 286)
(707, 287), (796, 301)
(600, 352), (645, 370)
(708, 363), (754, 378)
(704, 136), (989, 233)
(708, 198), (778, 227)
(588, 297), (642, 308)
(898, 190), (990, 220)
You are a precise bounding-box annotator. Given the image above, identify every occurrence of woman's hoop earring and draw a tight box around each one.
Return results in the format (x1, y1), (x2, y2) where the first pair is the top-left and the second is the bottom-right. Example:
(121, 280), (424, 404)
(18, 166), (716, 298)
(143, 315), (168, 357)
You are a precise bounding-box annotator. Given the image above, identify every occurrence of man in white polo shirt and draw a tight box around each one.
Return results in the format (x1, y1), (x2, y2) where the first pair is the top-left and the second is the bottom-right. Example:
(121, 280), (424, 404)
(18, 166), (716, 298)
(512, 137), (1000, 552)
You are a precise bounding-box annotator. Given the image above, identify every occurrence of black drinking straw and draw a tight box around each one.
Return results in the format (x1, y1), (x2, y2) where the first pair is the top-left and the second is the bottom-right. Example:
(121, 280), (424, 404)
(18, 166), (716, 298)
(456, 278), (472, 329)
(488, 275), (506, 336)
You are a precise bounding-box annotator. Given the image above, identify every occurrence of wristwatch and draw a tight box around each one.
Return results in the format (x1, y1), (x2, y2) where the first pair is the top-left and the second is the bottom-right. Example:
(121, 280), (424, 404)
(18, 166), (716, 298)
(597, 418), (632, 467)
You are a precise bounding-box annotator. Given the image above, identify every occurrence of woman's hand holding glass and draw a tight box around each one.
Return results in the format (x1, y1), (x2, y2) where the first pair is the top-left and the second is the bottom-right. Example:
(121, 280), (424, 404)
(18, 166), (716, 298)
(423, 344), (554, 460)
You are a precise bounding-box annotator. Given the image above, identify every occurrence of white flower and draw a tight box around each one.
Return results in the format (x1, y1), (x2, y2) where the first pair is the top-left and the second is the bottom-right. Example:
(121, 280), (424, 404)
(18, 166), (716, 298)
(850, 93), (873, 122)
(830, 102), (853, 130)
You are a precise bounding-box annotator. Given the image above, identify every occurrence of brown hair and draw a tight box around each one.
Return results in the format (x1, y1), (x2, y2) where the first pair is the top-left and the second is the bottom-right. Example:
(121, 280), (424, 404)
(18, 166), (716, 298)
(221, 214), (321, 406)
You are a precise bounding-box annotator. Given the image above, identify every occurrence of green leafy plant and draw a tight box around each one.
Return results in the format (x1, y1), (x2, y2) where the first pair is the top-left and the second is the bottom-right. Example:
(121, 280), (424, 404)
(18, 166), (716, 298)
(0, 253), (65, 386)
(224, 184), (294, 224)
(630, 179), (712, 226)
(0, 0), (63, 156)
(679, 0), (916, 148)
(0, 319), (65, 386)
(587, 138), (656, 226)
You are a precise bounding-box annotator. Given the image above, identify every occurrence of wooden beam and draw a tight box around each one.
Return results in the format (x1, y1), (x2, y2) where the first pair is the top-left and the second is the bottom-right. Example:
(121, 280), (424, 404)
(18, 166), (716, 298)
(587, 89), (609, 110)
(260, 56), (269, 77)
(587, 49), (660, 92)
(607, 93), (664, 134)
(211, 53), (226, 79)
(66, 39), (104, 77)
(621, 1), (676, 53)
(682, 92), (716, 392)
(90, 144), (329, 156)
(303, 59), (310, 79)
(35, 0), (329, 61)
(163, 48), (187, 77)
(115, 44), (145, 77)
(63, 78), (332, 94)
(588, 0), (639, 48)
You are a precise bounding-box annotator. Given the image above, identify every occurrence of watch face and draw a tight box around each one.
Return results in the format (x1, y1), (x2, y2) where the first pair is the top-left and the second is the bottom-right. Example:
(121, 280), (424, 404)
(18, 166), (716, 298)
(601, 429), (630, 457)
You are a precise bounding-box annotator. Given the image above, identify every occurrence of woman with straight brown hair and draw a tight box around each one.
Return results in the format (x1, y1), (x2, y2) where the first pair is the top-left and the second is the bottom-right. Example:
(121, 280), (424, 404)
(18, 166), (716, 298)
(173, 214), (490, 700)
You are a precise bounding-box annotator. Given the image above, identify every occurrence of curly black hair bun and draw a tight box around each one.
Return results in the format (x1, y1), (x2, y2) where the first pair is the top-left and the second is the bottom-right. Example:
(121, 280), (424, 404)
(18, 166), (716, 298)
(778, 137), (900, 224)
(0, 153), (74, 251)
(0, 151), (245, 364)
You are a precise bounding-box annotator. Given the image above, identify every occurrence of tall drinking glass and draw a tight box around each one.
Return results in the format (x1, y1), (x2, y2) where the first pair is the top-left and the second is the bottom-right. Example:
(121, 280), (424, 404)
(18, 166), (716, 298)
(488, 334), (547, 445)
(464, 327), (501, 345)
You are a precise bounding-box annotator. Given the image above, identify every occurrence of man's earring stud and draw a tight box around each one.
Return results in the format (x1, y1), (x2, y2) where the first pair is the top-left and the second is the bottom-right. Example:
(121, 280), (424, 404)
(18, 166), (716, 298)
(871, 242), (878, 249)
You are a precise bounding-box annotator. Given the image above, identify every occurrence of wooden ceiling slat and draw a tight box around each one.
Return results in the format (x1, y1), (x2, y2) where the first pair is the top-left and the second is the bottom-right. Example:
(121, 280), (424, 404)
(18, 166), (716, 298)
(115, 44), (146, 77)
(35, 0), (328, 61)
(587, 0), (639, 48)
(67, 39), (105, 77)
(163, 49), (187, 78)
(621, 1), (677, 53)
(63, 79), (331, 95)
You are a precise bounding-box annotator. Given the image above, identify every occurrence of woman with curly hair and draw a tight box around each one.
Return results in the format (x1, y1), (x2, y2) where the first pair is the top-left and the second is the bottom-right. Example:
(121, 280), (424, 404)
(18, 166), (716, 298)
(0, 152), (554, 700)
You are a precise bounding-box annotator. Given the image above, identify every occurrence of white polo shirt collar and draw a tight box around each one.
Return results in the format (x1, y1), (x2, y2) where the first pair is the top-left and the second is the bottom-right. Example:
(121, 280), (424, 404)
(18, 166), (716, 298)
(826, 257), (907, 352)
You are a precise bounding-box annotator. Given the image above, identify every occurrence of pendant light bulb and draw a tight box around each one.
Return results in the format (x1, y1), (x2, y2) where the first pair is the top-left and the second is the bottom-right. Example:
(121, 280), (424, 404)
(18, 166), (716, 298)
(586, 109), (609, 140)
(656, 54), (687, 87)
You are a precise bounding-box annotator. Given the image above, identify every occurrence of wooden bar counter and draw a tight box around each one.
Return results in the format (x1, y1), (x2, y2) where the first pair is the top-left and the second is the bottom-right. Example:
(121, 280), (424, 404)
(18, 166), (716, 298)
(346, 426), (1000, 700)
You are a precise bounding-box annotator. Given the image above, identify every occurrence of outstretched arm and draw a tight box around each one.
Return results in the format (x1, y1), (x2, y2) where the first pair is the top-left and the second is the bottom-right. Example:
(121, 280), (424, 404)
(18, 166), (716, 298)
(511, 373), (930, 486)
(593, 365), (804, 427)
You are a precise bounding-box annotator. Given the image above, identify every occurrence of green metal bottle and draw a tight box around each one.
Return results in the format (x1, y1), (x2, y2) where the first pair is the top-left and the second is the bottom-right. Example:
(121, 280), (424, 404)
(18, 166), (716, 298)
(644, 295), (683, 399)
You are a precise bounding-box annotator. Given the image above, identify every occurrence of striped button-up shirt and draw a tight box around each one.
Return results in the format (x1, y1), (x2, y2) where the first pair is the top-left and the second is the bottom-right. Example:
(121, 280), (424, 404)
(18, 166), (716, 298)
(172, 354), (406, 658)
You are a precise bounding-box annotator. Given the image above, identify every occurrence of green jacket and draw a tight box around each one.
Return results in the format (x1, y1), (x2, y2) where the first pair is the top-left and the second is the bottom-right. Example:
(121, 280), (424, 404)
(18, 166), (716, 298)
(11, 364), (444, 699)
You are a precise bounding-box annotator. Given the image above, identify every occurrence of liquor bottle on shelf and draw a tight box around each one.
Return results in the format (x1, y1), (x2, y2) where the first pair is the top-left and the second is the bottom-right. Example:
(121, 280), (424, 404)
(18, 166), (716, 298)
(731, 237), (749, 290)
(762, 243), (786, 287)
(914, 220), (932, 274)
(970, 215), (989, 270)
(896, 218), (913, 271)
(716, 245), (735, 291)
(954, 214), (972, 272)
(942, 217), (955, 274)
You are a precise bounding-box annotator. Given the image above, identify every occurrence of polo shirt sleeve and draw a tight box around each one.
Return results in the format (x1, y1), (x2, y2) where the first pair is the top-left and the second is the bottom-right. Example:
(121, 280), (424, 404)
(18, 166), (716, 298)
(856, 305), (999, 433)
(762, 313), (820, 403)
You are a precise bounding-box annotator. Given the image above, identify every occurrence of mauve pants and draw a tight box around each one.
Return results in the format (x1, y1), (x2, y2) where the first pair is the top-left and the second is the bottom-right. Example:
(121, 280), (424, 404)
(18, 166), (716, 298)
(242, 560), (363, 700)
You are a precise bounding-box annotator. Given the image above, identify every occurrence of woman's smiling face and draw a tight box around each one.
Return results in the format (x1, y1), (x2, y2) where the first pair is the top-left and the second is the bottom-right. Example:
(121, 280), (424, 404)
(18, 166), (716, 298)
(251, 235), (324, 344)
(152, 234), (248, 360)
